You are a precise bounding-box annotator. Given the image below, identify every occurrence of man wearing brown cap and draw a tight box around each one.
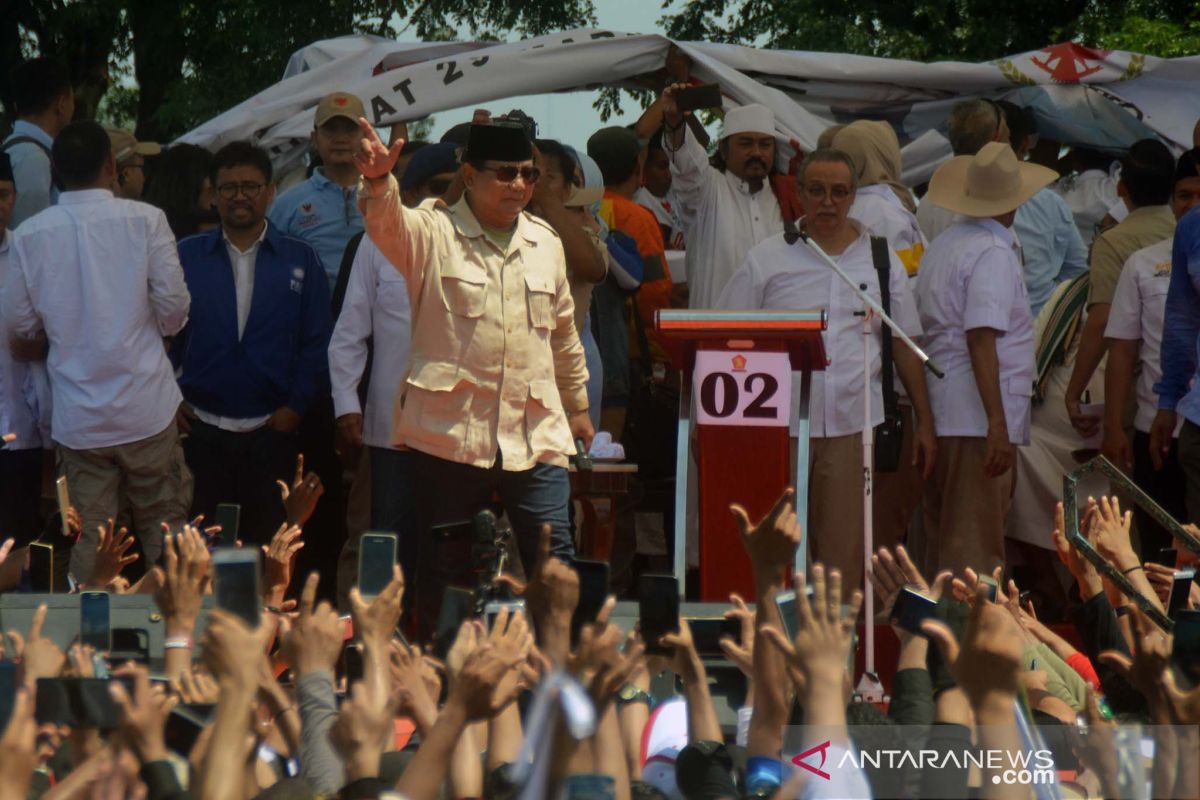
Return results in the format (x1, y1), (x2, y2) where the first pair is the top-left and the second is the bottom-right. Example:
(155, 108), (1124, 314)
(355, 118), (591, 636)
(269, 91), (366, 289)
(916, 142), (1057, 577)
(105, 127), (160, 200)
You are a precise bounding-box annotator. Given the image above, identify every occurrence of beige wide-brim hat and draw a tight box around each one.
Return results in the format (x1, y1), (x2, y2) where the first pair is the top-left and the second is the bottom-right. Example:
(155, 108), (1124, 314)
(927, 141), (1058, 218)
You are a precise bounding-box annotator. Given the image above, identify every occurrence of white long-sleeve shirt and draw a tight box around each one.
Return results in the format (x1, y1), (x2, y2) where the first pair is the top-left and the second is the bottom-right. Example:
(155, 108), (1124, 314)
(329, 236), (412, 450)
(717, 222), (921, 438)
(667, 127), (783, 309)
(3, 190), (190, 449)
(0, 231), (51, 450)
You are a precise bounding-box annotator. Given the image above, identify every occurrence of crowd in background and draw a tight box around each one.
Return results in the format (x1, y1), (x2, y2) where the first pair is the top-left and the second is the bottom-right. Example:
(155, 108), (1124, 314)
(1, 42), (1200, 798)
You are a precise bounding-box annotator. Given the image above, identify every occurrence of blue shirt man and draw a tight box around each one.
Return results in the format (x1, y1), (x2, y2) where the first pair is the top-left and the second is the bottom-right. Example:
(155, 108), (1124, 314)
(268, 92), (365, 290)
(1156, 207), (1200, 427)
(1013, 187), (1089, 317)
(176, 142), (332, 544)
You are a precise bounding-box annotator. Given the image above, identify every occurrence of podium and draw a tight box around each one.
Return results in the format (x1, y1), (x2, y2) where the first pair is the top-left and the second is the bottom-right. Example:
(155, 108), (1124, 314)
(655, 310), (828, 600)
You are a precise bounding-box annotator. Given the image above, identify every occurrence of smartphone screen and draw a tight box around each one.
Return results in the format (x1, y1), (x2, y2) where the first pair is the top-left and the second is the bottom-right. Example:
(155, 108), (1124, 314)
(214, 503), (241, 548)
(571, 559), (610, 644)
(1169, 569), (1196, 618)
(689, 617), (741, 656)
(0, 661), (16, 731)
(638, 574), (679, 655)
(358, 532), (397, 599)
(28, 543), (54, 593)
(342, 643), (364, 687)
(675, 82), (723, 113)
(434, 586), (475, 659)
(979, 576), (999, 603)
(55, 476), (71, 539)
(80, 591), (111, 651)
(1153, 548), (1179, 568)
(213, 550), (261, 628)
(1171, 609), (1200, 684)
(892, 587), (938, 636)
(775, 590), (798, 642)
(165, 705), (213, 756)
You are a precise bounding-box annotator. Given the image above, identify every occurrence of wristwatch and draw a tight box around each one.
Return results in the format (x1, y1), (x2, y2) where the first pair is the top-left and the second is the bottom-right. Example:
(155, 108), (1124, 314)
(617, 684), (652, 707)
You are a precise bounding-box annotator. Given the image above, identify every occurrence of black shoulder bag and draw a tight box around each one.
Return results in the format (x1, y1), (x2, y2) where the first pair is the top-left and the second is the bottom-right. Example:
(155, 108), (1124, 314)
(870, 236), (904, 472)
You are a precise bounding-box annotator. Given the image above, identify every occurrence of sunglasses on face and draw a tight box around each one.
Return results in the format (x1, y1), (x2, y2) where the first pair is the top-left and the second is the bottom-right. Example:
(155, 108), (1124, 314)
(477, 164), (540, 185)
(216, 182), (266, 200)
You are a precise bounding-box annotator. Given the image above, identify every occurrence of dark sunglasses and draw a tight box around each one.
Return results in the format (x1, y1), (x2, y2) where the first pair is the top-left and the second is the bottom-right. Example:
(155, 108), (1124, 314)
(477, 164), (540, 184)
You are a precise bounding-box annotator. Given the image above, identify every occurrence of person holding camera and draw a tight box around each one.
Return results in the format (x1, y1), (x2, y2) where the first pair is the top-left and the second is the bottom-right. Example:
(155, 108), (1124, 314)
(355, 116), (591, 636)
(717, 148), (934, 597)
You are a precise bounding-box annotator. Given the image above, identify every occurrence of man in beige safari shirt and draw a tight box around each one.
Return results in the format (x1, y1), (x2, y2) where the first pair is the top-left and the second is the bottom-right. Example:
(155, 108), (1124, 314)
(355, 117), (592, 633)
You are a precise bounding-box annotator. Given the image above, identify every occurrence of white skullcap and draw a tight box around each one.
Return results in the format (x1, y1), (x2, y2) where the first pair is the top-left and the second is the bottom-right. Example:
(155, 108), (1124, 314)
(721, 104), (776, 139)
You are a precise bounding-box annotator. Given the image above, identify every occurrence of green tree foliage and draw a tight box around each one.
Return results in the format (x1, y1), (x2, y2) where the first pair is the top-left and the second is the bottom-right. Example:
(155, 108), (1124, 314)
(2, 0), (596, 141)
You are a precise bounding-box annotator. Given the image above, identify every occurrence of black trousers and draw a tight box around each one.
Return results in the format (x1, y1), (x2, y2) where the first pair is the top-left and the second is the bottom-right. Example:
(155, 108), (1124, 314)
(1132, 430), (1189, 557)
(0, 447), (45, 547)
(183, 419), (296, 545)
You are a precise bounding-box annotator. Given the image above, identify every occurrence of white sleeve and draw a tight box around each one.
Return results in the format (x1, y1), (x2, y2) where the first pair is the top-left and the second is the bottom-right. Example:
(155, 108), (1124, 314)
(2, 235), (43, 339)
(329, 240), (377, 418)
(1104, 260), (1142, 341)
(715, 251), (762, 309)
(146, 210), (191, 336)
(666, 125), (716, 214)
(888, 249), (923, 336)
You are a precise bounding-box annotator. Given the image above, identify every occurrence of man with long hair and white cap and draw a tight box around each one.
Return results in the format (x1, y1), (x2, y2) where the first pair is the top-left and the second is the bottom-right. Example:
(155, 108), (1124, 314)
(657, 85), (785, 308)
(916, 142), (1057, 578)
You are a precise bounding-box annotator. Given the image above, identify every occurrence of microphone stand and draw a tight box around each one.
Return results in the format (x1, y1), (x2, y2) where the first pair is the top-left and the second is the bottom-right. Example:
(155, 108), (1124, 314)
(787, 220), (942, 703)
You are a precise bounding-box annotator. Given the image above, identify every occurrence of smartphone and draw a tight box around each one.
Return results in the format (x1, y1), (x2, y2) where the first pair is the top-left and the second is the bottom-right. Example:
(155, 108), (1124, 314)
(979, 576), (999, 603)
(164, 704), (214, 756)
(28, 542), (54, 592)
(214, 503), (241, 548)
(1171, 609), (1200, 684)
(0, 661), (16, 731)
(774, 590), (798, 642)
(892, 587), (938, 636)
(80, 591), (111, 651)
(675, 82), (723, 113)
(55, 475), (71, 540)
(434, 586), (475, 659)
(1153, 548), (1180, 568)
(689, 617), (741, 656)
(358, 532), (398, 599)
(34, 677), (119, 729)
(484, 599), (526, 631)
(342, 643), (364, 687)
(213, 549), (261, 628)
(571, 559), (610, 644)
(638, 574), (680, 655)
(1169, 569), (1196, 619)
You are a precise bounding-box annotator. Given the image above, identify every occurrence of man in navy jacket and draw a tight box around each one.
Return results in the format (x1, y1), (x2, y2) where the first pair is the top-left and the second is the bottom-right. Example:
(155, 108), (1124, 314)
(174, 142), (332, 543)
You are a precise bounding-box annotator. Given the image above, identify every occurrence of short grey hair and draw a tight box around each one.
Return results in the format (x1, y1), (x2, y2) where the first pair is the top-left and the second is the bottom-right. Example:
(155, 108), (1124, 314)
(948, 99), (1000, 156)
(797, 148), (859, 190)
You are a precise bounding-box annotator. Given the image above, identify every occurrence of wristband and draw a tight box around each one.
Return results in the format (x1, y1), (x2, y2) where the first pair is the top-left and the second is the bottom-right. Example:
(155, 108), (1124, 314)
(1122, 564), (1144, 576)
(164, 636), (193, 650)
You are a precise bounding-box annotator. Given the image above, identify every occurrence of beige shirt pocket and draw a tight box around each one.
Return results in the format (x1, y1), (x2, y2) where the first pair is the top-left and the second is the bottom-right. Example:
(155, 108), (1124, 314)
(526, 378), (572, 457)
(524, 272), (555, 330)
(402, 361), (475, 454)
(440, 262), (487, 318)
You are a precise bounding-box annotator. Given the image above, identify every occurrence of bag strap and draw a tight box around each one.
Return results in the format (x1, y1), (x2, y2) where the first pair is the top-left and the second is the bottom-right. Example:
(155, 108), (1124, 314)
(3, 135), (65, 191)
(870, 236), (900, 419)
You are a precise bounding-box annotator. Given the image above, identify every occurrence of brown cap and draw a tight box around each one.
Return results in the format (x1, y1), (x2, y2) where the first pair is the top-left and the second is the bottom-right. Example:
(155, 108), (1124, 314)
(105, 127), (161, 164)
(314, 92), (365, 127)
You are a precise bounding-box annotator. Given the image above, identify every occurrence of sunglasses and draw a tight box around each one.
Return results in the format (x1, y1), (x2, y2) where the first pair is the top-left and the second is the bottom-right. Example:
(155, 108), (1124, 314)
(216, 181), (266, 200)
(476, 164), (540, 184)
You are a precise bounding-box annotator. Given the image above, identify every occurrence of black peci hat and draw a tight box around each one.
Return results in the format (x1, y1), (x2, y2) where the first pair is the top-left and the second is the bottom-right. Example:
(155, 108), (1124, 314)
(464, 122), (533, 163)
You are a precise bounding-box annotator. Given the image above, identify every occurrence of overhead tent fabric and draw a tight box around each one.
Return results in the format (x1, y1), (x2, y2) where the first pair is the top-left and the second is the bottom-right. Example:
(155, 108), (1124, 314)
(179, 29), (1200, 184)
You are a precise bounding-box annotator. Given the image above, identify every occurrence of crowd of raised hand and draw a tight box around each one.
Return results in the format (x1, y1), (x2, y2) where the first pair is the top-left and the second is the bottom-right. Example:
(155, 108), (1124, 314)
(0, 483), (1199, 800)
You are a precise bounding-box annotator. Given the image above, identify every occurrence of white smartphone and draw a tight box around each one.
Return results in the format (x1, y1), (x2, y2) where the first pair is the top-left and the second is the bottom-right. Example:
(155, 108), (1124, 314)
(55, 476), (71, 539)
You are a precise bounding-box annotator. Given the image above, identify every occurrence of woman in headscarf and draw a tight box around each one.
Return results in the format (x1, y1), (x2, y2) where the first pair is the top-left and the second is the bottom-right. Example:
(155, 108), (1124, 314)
(832, 120), (926, 277)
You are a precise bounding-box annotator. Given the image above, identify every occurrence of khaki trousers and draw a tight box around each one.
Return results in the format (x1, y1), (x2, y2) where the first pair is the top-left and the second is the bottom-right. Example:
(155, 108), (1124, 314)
(872, 406), (924, 551)
(807, 432), (867, 596)
(59, 423), (193, 584)
(921, 436), (1014, 579)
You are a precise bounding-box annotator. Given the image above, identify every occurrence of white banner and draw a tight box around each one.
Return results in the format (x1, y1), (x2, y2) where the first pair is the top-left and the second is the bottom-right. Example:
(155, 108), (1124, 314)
(179, 30), (1200, 181)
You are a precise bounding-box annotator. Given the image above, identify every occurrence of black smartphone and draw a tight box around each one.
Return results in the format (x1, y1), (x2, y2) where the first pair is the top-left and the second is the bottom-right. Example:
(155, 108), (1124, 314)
(214, 503), (241, 548)
(571, 559), (610, 645)
(638, 574), (680, 655)
(1169, 569), (1196, 619)
(1171, 609), (1200, 684)
(35, 678), (119, 729)
(0, 661), (16, 731)
(892, 587), (939, 636)
(165, 704), (214, 755)
(213, 549), (261, 628)
(979, 576), (999, 603)
(689, 617), (742, 656)
(675, 82), (722, 113)
(1153, 548), (1180, 568)
(343, 643), (364, 687)
(80, 591), (111, 651)
(28, 542), (54, 592)
(434, 586), (475, 659)
(358, 532), (398, 599)
(484, 599), (526, 632)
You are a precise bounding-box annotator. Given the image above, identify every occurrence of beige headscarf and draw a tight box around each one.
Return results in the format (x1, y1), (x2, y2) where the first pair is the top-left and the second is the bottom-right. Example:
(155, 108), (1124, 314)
(832, 120), (917, 213)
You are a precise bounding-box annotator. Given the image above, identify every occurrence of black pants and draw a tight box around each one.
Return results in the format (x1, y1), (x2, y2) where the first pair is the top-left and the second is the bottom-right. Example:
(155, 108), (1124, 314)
(0, 448), (44, 547)
(1133, 430), (1189, 556)
(183, 420), (296, 545)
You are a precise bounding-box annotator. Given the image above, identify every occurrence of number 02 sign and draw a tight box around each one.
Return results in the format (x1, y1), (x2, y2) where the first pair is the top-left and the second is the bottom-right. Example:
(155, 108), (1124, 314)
(693, 350), (792, 428)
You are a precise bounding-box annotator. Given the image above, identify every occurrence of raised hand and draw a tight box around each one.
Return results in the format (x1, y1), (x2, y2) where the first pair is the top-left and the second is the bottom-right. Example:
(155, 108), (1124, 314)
(448, 645), (528, 721)
(19, 604), (65, 688)
(331, 681), (398, 781)
(171, 667), (221, 705)
(730, 487), (801, 585)
(87, 519), (139, 588)
(1052, 501), (1102, 597)
(262, 523), (304, 605)
(110, 664), (177, 764)
(1099, 604), (1172, 704)
(922, 585), (1025, 705)
(390, 641), (438, 732)
(496, 524), (578, 664)
(277, 453), (324, 528)
(201, 609), (273, 692)
(0, 685), (37, 797)
(869, 544), (950, 626)
(1088, 495), (1137, 570)
(348, 564), (404, 648)
(154, 529), (209, 638)
(760, 565), (862, 686)
(719, 593), (755, 678)
(279, 572), (344, 678)
(355, 117), (404, 181)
